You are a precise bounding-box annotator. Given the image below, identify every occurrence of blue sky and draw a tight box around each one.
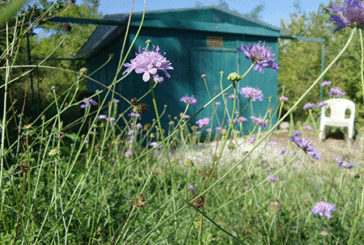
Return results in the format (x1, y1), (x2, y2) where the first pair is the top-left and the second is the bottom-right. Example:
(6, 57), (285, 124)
(97, 0), (333, 28)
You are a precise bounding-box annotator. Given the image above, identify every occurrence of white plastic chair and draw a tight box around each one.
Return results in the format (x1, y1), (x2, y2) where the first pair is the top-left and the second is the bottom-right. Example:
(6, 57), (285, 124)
(319, 98), (355, 140)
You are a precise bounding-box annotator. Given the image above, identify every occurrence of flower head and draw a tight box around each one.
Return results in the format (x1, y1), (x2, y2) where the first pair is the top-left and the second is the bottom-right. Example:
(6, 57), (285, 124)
(228, 94), (238, 99)
(188, 184), (197, 190)
(125, 151), (134, 157)
(196, 118), (210, 128)
(237, 116), (247, 122)
(304, 125), (313, 130)
(227, 118), (237, 124)
(128, 112), (141, 119)
(312, 201), (336, 219)
(290, 136), (321, 160)
(303, 103), (316, 110)
(123, 45), (174, 82)
(150, 142), (158, 148)
(250, 116), (268, 127)
(180, 95), (199, 105)
(329, 87), (346, 98)
(279, 96), (288, 102)
(277, 148), (287, 156)
(321, 80), (332, 87)
(267, 176), (279, 182)
(237, 41), (279, 74)
(240, 86), (264, 101)
(98, 115), (107, 120)
(327, 0), (364, 33)
(81, 98), (98, 108)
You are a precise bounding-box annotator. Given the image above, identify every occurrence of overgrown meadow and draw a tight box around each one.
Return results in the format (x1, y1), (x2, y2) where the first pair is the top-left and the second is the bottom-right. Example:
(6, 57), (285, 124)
(2, 0), (364, 244)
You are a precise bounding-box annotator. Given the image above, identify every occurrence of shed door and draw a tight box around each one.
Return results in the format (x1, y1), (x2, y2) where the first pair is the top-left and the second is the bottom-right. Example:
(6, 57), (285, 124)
(190, 48), (240, 129)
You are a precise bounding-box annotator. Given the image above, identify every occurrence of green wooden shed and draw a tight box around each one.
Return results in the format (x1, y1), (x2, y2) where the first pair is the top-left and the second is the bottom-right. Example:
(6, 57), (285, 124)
(76, 5), (283, 137)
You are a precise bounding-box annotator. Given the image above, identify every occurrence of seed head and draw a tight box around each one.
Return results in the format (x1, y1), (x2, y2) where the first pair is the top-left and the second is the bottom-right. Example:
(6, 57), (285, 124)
(190, 194), (205, 209)
(131, 97), (138, 106)
(135, 194), (147, 209)
(137, 103), (149, 113)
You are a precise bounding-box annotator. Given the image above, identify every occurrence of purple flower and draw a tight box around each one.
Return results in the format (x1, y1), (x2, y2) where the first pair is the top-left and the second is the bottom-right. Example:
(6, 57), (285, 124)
(312, 201), (336, 219)
(196, 118), (210, 128)
(277, 148), (287, 156)
(279, 96), (289, 102)
(268, 141), (278, 146)
(206, 128), (212, 132)
(180, 95), (199, 105)
(317, 101), (328, 108)
(113, 99), (120, 103)
(237, 116), (247, 122)
(123, 45), (174, 82)
(336, 156), (355, 168)
(128, 112), (141, 119)
(304, 125), (313, 130)
(290, 136), (321, 160)
(250, 116), (268, 127)
(321, 80), (332, 87)
(153, 74), (164, 83)
(247, 137), (256, 143)
(329, 87), (346, 98)
(128, 130), (135, 135)
(80, 98), (98, 108)
(228, 94), (238, 99)
(84, 140), (89, 144)
(150, 142), (158, 148)
(98, 115), (107, 120)
(196, 131), (201, 135)
(125, 151), (134, 157)
(136, 123), (142, 129)
(216, 127), (222, 131)
(183, 114), (190, 119)
(292, 131), (302, 136)
(303, 103), (316, 110)
(215, 101), (221, 106)
(106, 117), (115, 121)
(200, 159), (206, 163)
(188, 184), (197, 190)
(267, 176), (279, 182)
(327, 0), (364, 33)
(244, 186), (249, 190)
(237, 41), (279, 74)
(240, 86), (264, 101)
(184, 169), (188, 173)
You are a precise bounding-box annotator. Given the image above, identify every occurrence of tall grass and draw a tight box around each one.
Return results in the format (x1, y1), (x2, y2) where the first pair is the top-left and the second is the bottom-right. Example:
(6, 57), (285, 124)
(1, 1), (364, 244)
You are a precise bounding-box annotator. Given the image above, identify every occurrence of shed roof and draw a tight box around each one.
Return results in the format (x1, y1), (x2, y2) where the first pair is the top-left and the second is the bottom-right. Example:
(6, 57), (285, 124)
(76, 5), (286, 59)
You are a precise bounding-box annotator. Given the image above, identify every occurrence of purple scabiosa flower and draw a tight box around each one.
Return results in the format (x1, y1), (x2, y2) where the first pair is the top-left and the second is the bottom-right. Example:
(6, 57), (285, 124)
(237, 41), (280, 74)
(206, 128), (212, 132)
(184, 169), (188, 173)
(188, 185), (197, 190)
(317, 101), (328, 108)
(113, 98), (120, 103)
(180, 95), (199, 105)
(169, 151), (173, 157)
(228, 94), (238, 99)
(247, 137), (256, 143)
(292, 131), (302, 136)
(321, 80), (332, 87)
(122, 45), (174, 82)
(136, 123), (142, 129)
(153, 74), (164, 83)
(183, 114), (190, 119)
(240, 86), (264, 101)
(268, 141), (278, 146)
(279, 96), (288, 102)
(303, 103), (316, 110)
(98, 115), (107, 120)
(250, 116), (268, 127)
(80, 98), (98, 108)
(329, 87), (346, 98)
(237, 116), (247, 122)
(336, 156), (355, 168)
(290, 136), (321, 160)
(128, 130), (135, 136)
(327, 0), (364, 33)
(227, 118), (237, 124)
(196, 118), (210, 128)
(244, 186), (249, 190)
(304, 125), (313, 130)
(277, 148), (287, 156)
(215, 101), (221, 106)
(106, 117), (115, 121)
(196, 131), (201, 135)
(216, 127), (222, 131)
(312, 201), (336, 219)
(84, 140), (89, 144)
(128, 112), (141, 119)
(150, 142), (158, 148)
(125, 151), (134, 157)
(267, 176), (279, 182)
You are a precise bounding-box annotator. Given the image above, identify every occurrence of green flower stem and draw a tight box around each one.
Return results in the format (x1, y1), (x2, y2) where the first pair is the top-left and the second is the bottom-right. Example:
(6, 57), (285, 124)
(183, 210), (199, 244)
(360, 29), (364, 104)
(196, 27), (358, 201)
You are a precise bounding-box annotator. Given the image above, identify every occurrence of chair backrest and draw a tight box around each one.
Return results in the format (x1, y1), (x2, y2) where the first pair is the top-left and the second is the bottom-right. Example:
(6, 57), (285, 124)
(321, 98), (355, 122)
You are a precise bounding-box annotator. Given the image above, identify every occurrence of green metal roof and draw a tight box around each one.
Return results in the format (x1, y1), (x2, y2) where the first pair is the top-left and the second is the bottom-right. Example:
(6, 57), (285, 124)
(76, 5), (283, 59)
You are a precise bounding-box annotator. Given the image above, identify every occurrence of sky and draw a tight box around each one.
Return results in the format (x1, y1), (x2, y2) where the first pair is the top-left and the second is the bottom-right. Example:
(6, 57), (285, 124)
(97, 0), (334, 28)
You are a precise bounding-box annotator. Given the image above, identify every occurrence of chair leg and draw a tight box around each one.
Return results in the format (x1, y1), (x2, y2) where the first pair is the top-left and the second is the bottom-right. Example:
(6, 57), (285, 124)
(319, 125), (325, 140)
(348, 125), (353, 140)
